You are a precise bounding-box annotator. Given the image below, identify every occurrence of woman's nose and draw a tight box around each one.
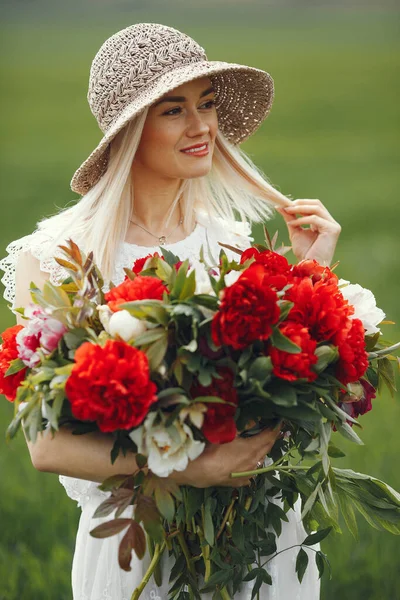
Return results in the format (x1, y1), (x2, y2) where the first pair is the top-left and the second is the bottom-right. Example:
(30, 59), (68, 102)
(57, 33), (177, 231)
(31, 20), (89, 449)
(185, 111), (210, 136)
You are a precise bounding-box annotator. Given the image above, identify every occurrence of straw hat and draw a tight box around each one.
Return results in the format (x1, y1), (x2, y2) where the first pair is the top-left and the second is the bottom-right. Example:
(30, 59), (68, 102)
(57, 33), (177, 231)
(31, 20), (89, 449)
(70, 23), (275, 196)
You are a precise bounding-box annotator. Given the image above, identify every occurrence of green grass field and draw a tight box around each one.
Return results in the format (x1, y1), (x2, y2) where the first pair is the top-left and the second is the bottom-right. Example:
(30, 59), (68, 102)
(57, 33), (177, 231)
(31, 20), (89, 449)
(0, 7), (399, 600)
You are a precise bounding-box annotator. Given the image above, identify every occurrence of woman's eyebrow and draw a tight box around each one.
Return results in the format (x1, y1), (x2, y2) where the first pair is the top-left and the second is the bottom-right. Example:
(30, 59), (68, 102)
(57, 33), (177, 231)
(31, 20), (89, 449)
(154, 86), (215, 107)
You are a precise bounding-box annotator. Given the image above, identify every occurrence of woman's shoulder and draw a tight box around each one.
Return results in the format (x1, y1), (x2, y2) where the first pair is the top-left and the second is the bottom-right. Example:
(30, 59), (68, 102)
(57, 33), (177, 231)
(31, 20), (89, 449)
(0, 225), (69, 315)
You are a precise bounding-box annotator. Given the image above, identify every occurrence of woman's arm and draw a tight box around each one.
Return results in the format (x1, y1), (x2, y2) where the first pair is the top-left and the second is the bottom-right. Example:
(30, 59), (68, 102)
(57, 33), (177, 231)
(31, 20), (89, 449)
(24, 425), (141, 482)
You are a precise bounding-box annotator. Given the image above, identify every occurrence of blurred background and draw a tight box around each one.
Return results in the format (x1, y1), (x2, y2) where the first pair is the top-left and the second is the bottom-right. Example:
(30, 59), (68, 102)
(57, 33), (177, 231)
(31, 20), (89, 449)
(0, 1), (399, 599)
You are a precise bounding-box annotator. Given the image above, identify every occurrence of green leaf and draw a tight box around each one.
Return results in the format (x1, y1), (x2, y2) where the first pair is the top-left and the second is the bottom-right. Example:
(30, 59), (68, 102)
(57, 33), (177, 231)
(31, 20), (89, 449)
(278, 300), (294, 323)
(191, 395), (237, 408)
(203, 498), (215, 546)
(146, 334), (168, 370)
(180, 269), (196, 300)
(134, 328), (166, 345)
(270, 327), (301, 353)
(136, 453), (148, 469)
(155, 257), (173, 282)
(327, 443), (346, 458)
(268, 381), (298, 407)
(315, 551), (325, 579)
(302, 526), (332, 546)
(296, 548), (309, 584)
(377, 356), (397, 398)
(248, 356), (273, 382)
(199, 569), (233, 592)
(192, 294), (219, 310)
(5, 358), (26, 376)
(154, 486), (175, 522)
(301, 483), (321, 519)
(313, 345), (339, 374)
(338, 492), (359, 539)
(42, 280), (72, 308)
(336, 422), (364, 445)
(185, 487), (204, 522)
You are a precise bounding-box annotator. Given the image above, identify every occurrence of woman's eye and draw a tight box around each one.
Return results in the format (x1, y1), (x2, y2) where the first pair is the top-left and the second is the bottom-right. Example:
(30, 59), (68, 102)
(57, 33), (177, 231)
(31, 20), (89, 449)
(163, 99), (216, 116)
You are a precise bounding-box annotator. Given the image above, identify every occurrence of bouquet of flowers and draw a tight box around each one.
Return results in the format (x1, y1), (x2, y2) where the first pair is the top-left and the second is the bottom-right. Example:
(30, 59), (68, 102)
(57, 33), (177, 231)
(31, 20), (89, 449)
(1, 230), (400, 600)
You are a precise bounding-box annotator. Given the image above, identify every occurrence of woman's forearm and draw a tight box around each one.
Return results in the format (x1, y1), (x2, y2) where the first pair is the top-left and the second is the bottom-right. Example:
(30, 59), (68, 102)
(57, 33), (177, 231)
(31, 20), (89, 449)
(24, 425), (141, 482)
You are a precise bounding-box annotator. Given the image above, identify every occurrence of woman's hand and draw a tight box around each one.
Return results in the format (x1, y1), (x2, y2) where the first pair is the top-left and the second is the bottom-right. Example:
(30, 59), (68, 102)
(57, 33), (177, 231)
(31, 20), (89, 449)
(275, 199), (341, 266)
(169, 424), (282, 488)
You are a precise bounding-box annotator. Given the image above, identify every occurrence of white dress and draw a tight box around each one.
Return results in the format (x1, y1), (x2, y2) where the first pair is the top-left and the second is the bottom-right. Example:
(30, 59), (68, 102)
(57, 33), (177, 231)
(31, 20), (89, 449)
(0, 209), (320, 600)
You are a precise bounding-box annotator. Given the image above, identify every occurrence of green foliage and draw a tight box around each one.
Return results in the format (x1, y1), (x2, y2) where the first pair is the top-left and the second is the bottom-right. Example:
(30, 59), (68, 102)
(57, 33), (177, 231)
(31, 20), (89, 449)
(0, 8), (399, 600)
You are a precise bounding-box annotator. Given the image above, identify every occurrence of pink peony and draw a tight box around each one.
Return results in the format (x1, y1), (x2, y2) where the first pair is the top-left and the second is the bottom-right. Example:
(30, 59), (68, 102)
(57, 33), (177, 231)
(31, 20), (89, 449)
(16, 303), (68, 368)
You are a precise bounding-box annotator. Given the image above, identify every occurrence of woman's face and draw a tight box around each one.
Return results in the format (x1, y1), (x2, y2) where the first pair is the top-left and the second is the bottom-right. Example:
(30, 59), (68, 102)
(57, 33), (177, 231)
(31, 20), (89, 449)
(133, 76), (218, 180)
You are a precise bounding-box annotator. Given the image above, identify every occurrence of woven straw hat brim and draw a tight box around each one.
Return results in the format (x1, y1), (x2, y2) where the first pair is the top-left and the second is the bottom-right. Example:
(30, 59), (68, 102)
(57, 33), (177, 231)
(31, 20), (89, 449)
(70, 60), (274, 195)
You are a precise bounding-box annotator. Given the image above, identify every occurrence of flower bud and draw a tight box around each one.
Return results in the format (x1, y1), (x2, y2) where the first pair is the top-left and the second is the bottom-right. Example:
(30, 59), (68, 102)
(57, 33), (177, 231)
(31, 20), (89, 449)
(108, 310), (147, 342)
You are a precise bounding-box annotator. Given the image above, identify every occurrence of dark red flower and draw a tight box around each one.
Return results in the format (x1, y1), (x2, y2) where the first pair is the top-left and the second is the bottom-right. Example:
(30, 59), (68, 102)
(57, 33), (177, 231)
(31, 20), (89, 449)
(105, 275), (169, 312)
(334, 318), (369, 385)
(0, 325), (27, 402)
(65, 339), (158, 432)
(266, 322), (318, 382)
(211, 263), (280, 350)
(198, 335), (224, 360)
(338, 378), (376, 426)
(284, 278), (354, 343)
(190, 366), (238, 444)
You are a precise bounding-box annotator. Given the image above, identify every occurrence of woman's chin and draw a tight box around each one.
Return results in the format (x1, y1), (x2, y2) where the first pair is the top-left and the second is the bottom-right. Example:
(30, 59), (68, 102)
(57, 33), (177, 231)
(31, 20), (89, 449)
(178, 160), (212, 179)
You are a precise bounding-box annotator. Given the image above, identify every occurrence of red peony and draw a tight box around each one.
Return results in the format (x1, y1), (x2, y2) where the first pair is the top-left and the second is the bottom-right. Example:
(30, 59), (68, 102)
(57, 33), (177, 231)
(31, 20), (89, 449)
(240, 247), (291, 274)
(127, 253), (185, 279)
(240, 248), (292, 291)
(65, 339), (158, 432)
(190, 366), (238, 444)
(212, 263), (280, 350)
(266, 322), (318, 382)
(291, 259), (338, 285)
(0, 325), (27, 402)
(105, 275), (169, 312)
(334, 318), (369, 385)
(129, 252), (164, 275)
(284, 278), (354, 343)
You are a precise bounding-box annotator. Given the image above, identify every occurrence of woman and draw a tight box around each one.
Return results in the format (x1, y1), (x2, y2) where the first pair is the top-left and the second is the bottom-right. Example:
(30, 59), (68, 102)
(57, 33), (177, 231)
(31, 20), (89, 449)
(0, 23), (341, 599)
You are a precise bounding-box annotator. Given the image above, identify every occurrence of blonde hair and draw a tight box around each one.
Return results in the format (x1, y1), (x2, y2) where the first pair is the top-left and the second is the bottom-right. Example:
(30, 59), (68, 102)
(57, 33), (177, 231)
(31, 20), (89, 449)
(36, 106), (292, 282)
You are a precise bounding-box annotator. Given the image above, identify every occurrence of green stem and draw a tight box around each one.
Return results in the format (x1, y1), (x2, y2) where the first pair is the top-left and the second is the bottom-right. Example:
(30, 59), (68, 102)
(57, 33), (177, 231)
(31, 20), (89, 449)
(260, 543), (319, 569)
(130, 540), (166, 600)
(146, 533), (162, 587)
(368, 341), (400, 358)
(241, 495), (253, 525)
(220, 586), (231, 600)
(200, 505), (212, 582)
(177, 530), (197, 579)
(216, 497), (236, 541)
(231, 464), (309, 479)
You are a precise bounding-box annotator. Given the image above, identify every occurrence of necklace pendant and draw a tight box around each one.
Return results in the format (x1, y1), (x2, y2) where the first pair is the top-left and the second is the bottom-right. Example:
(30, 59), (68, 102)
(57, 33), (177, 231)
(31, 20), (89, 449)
(159, 236), (166, 245)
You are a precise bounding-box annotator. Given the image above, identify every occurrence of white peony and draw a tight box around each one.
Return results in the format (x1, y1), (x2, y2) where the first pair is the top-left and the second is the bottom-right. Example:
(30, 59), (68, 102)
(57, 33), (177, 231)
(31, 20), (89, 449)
(338, 279), (386, 335)
(187, 260), (216, 296)
(129, 411), (205, 477)
(97, 304), (147, 342)
(224, 269), (242, 288)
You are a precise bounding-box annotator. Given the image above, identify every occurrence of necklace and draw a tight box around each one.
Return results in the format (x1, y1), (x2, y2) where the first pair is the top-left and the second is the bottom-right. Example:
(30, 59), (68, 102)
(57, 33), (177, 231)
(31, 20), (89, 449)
(129, 200), (183, 246)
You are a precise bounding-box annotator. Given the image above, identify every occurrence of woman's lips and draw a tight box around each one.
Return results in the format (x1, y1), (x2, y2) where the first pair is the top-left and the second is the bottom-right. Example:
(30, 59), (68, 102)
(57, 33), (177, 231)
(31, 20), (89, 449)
(180, 143), (209, 157)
